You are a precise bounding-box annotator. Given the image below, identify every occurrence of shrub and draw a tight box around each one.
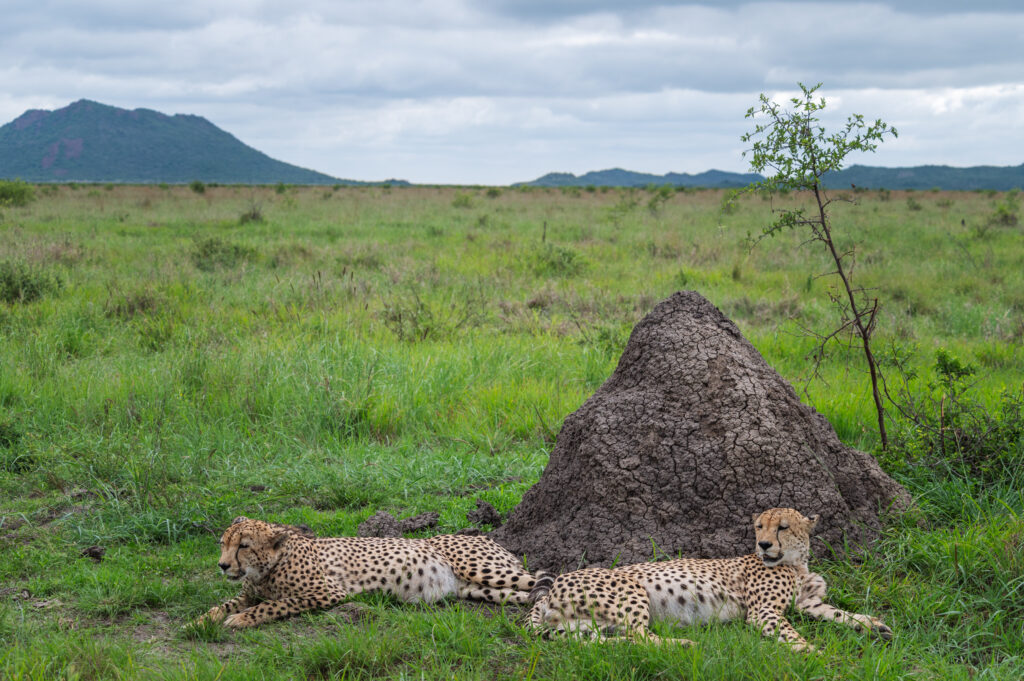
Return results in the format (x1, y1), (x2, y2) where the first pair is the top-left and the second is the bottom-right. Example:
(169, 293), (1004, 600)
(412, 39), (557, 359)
(239, 202), (265, 225)
(104, 286), (160, 320)
(451, 193), (473, 209)
(0, 261), (62, 304)
(485, 187), (502, 198)
(988, 190), (1019, 227)
(189, 180), (206, 194)
(530, 243), (586, 277)
(190, 237), (255, 271)
(381, 282), (483, 342)
(647, 185), (674, 216)
(888, 349), (1024, 484)
(906, 196), (923, 211)
(0, 180), (36, 207)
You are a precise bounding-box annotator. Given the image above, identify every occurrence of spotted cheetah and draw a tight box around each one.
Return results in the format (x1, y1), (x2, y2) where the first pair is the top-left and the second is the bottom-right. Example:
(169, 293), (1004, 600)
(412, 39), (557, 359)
(528, 508), (893, 652)
(193, 516), (543, 628)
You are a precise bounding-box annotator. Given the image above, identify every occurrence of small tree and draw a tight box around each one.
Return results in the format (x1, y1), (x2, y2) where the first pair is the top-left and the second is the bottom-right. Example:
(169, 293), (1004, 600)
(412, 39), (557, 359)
(739, 83), (897, 449)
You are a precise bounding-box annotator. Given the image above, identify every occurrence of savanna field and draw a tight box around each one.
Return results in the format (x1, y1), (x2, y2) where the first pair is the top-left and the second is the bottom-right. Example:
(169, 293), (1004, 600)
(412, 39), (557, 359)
(1, 182), (1022, 680)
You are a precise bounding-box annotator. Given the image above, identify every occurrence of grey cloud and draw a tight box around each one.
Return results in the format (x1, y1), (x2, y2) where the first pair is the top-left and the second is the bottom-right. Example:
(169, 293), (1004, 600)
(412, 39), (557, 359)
(7, 3), (1022, 98)
(2, 0), (1022, 183)
(1, 1), (216, 34)
(484, 0), (1024, 23)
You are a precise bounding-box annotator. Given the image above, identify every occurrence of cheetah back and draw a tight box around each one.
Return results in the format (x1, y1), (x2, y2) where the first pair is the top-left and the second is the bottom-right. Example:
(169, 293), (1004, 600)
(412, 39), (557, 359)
(427, 534), (538, 592)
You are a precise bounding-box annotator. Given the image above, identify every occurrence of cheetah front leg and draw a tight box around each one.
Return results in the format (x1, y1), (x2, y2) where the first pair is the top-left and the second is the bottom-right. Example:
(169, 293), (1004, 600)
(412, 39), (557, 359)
(222, 587), (347, 628)
(794, 573), (893, 640)
(192, 590), (254, 626)
(746, 603), (815, 653)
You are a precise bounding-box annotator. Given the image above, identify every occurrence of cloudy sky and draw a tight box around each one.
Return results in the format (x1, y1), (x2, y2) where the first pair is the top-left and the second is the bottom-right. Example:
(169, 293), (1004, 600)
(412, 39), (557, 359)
(3, 1), (1023, 184)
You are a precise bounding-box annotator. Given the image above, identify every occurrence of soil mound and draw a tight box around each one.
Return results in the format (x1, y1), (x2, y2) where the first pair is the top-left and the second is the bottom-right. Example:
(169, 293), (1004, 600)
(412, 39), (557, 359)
(492, 291), (910, 571)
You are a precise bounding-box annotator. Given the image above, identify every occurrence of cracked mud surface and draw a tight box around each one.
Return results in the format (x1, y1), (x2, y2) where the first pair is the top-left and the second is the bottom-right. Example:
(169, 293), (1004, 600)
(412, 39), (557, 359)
(492, 291), (910, 571)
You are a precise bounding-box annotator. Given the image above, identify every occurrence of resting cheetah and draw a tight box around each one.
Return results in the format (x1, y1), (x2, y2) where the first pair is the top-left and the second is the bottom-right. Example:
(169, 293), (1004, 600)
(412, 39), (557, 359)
(193, 516), (543, 628)
(528, 508), (893, 652)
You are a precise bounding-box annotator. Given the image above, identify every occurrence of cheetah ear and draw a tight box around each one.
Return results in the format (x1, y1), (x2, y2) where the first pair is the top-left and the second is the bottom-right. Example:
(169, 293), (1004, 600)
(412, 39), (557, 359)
(806, 514), (820, 532)
(231, 516), (248, 525)
(271, 530), (290, 551)
(751, 512), (760, 524)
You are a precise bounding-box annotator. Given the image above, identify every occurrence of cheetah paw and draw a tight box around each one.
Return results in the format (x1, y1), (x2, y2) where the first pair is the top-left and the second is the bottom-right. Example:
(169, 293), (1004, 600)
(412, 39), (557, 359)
(222, 613), (254, 628)
(872, 621), (894, 641)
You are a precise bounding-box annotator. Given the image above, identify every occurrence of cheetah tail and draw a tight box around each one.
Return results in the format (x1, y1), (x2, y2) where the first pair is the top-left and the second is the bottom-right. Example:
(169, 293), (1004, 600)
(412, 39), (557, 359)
(528, 571), (556, 603)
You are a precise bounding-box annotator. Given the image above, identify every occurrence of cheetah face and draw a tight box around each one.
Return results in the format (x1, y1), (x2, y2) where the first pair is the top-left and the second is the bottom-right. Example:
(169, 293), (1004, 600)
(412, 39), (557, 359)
(217, 516), (289, 582)
(752, 508), (819, 568)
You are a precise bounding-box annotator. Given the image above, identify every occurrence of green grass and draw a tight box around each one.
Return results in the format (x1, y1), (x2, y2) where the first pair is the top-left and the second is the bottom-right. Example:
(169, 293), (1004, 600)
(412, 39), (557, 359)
(0, 184), (1022, 679)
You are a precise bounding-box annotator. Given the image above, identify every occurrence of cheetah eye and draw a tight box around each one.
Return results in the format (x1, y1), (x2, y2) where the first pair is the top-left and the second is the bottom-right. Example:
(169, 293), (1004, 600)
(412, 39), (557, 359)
(755, 524), (763, 530)
(239, 543), (250, 549)
(779, 525), (789, 531)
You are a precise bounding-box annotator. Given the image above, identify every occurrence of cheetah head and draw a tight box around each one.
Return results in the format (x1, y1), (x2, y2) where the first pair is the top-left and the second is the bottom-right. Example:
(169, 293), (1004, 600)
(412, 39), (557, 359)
(216, 516), (293, 582)
(752, 508), (818, 568)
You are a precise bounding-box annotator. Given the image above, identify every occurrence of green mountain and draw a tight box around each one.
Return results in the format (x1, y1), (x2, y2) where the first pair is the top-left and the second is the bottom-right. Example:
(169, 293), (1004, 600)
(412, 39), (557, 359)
(0, 99), (366, 185)
(520, 164), (1024, 191)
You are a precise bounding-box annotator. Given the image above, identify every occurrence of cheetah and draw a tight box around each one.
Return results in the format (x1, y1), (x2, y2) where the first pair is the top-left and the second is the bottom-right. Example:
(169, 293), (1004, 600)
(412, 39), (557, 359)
(528, 508), (893, 652)
(192, 516), (544, 628)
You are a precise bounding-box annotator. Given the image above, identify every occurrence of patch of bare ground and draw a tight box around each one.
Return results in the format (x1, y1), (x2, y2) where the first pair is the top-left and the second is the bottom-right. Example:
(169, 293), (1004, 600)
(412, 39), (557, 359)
(38, 504), (92, 525)
(131, 611), (173, 645)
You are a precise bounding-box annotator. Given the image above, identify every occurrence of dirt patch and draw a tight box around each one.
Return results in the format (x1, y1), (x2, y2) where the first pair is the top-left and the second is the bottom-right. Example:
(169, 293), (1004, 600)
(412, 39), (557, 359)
(38, 504), (92, 525)
(0, 586), (32, 600)
(357, 511), (439, 537)
(0, 516), (27, 532)
(132, 611), (173, 644)
(80, 545), (106, 562)
(466, 500), (502, 528)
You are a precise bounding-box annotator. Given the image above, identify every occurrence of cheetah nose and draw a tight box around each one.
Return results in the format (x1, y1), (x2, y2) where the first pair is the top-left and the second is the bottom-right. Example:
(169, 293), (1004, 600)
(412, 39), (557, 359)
(218, 562), (230, 571)
(757, 541), (773, 551)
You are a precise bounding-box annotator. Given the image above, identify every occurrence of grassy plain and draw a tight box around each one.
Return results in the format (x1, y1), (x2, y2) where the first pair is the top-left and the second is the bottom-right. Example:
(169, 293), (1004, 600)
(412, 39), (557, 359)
(0, 183), (1022, 679)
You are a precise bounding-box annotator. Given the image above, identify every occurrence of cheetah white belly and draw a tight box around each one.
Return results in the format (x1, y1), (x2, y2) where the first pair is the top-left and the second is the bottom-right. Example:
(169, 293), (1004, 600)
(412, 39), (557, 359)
(640, 577), (745, 625)
(336, 556), (458, 603)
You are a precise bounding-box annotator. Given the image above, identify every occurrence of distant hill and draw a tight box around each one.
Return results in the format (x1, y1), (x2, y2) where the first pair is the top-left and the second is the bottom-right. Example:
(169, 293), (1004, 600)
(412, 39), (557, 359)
(520, 164), (1024, 191)
(826, 164), (1024, 191)
(0, 100), (389, 185)
(518, 167), (761, 188)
